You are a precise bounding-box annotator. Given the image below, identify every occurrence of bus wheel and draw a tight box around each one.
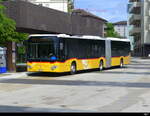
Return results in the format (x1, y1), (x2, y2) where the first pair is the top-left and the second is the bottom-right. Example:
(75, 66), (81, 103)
(99, 60), (104, 71)
(120, 59), (124, 68)
(70, 63), (76, 75)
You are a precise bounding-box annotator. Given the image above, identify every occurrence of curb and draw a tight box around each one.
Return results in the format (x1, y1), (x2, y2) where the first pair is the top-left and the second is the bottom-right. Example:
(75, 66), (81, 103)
(0, 72), (28, 80)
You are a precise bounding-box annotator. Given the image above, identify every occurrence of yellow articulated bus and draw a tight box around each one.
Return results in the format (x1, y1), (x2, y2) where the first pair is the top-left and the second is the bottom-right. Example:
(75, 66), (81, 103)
(27, 34), (131, 74)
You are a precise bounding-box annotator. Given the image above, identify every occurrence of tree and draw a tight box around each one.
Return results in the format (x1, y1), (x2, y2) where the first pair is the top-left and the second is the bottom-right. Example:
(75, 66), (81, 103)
(0, 0), (28, 72)
(105, 23), (120, 38)
(0, 0), (28, 46)
(68, 0), (74, 13)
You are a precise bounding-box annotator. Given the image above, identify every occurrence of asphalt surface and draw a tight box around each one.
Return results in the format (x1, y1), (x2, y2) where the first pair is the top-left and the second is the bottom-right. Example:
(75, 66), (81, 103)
(0, 57), (150, 112)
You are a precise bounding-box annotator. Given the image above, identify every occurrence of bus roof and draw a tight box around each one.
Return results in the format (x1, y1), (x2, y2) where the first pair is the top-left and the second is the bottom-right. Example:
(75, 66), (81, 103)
(29, 34), (130, 42)
(107, 37), (130, 42)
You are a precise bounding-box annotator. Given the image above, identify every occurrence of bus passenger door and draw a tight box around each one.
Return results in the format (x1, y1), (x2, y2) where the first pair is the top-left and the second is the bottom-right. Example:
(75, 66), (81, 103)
(105, 40), (111, 68)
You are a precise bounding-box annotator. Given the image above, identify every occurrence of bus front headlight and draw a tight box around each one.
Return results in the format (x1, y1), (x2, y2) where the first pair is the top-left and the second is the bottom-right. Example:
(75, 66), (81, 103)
(51, 66), (58, 70)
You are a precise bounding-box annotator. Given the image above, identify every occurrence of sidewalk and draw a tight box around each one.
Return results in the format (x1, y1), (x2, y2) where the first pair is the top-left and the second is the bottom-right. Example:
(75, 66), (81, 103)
(0, 72), (27, 80)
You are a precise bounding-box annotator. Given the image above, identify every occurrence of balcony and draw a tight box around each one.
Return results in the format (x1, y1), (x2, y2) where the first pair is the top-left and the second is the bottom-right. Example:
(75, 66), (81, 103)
(129, 27), (141, 36)
(129, 14), (141, 25)
(146, 24), (150, 30)
(145, 17), (150, 30)
(129, 2), (141, 13)
(129, 0), (140, 2)
(148, 9), (150, 16)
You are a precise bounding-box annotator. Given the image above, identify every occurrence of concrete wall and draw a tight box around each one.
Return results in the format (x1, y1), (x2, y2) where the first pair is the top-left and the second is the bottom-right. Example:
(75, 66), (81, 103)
(71, 14), (105, 36)
(3, 1), (72, 34)
(28, 0), (68, 12)
(144, 0), (150, 44)
(4, 1), (105, 36)
(3, 1), (106, 37)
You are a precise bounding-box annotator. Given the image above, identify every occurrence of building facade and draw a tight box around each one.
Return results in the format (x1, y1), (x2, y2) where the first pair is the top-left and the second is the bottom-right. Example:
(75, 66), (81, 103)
(113, 21), (128, 38)
(72, 9), (107, 37)
(128, 0), (150, 57)
(23, 0), (70, 12)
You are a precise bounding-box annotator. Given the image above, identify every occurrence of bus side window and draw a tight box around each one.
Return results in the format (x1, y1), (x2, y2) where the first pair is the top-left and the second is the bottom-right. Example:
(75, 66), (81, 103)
(64, 40), (68, 59)
(59, 39), (65, 60)
(60, 43), (63, 50)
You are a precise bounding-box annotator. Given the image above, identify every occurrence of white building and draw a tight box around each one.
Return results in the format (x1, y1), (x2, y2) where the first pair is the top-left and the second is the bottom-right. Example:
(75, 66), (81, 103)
(128, 0), (150, 57)
(25, 0), (69, 12)
(113, 21), (127, 38)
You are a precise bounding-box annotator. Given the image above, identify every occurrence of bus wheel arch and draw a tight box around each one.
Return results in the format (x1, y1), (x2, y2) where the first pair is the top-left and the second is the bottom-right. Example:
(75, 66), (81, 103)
(70, 61), (77, 75)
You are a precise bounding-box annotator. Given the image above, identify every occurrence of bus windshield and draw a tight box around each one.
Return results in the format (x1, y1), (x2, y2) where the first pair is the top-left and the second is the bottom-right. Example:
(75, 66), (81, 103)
(27, 36), (59, 62)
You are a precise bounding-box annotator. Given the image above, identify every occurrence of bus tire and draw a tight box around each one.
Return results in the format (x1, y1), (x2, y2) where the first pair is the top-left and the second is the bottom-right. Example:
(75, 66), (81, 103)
(99, 60), (104, 71)
(120, 59), (124, 68)
(70, 62), (76, 75)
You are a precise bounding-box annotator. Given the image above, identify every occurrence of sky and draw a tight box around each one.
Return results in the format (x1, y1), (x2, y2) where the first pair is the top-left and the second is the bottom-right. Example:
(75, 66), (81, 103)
(75, 0), (128, 23)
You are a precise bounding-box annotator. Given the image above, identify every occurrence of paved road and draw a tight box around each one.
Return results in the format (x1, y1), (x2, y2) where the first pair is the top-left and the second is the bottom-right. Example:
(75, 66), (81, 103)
(0, 57), (150, 112)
